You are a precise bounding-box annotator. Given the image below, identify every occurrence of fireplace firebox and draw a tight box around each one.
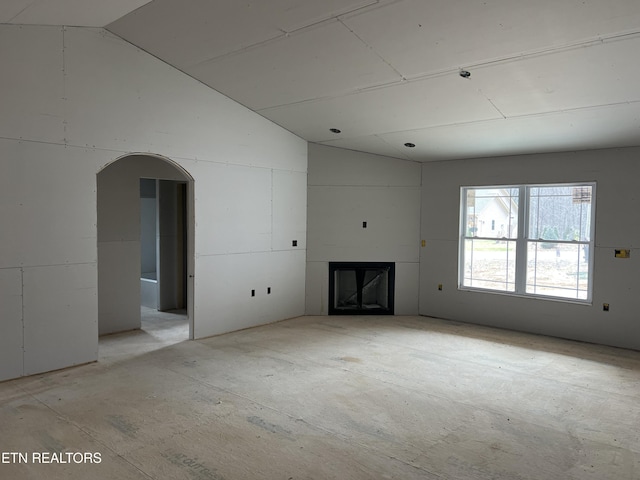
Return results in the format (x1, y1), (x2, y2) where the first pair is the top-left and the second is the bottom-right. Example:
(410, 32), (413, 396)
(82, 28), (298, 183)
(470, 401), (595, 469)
(328, 262), (395, 315)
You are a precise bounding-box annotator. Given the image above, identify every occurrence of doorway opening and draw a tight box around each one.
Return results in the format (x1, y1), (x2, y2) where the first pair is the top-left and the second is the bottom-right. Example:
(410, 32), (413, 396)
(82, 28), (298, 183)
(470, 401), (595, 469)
(139, 178), (189, 339)
(97, 154), (194, 347)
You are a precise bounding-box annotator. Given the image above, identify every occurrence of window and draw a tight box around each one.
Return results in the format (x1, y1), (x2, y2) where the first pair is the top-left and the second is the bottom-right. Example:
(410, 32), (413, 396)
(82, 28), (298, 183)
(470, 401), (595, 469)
(460, 183), (595, 301)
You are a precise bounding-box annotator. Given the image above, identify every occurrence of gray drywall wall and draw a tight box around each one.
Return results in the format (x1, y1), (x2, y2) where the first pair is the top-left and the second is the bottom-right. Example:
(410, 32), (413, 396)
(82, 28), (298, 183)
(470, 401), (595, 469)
(306, 144), (421, 315)
(0, 24), (307, 380)
(0, 137), (99, 378)
(0, 268), (23, 381)
(188, 161), (308, 338)
(420, 147), (640, 350)
(157, 179), (183, 311)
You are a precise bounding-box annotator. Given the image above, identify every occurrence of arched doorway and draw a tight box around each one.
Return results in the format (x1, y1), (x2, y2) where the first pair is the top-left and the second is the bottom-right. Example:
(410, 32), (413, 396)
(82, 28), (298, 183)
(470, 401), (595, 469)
(97, 153), (194, 341)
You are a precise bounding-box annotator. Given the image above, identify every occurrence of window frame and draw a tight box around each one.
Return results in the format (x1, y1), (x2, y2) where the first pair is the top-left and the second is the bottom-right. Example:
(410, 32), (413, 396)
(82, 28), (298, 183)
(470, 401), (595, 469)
(458, 182), (596, 303)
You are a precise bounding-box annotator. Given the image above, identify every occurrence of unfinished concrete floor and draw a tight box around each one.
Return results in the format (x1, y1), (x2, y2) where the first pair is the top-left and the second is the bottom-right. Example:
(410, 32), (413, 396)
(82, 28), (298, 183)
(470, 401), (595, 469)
(1, 314), (639, 479)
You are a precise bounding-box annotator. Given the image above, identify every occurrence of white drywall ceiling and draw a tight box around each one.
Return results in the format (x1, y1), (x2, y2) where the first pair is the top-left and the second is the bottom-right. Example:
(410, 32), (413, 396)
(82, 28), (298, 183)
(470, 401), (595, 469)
(0, 0), (152, 27)
(8, 0), (640, 161)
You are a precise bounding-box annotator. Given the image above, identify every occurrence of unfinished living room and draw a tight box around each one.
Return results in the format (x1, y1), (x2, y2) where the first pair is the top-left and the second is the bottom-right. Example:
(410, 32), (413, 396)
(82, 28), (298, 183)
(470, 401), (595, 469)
(1, 1), (640, 479)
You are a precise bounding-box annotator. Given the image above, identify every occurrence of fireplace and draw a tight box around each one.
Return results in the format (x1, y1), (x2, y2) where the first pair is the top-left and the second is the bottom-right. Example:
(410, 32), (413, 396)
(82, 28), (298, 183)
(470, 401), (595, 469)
(329, 262), (395, 315)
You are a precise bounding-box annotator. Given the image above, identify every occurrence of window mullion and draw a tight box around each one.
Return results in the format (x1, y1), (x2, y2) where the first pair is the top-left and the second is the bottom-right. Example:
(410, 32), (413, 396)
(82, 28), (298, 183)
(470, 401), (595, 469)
(514, 185), (528, 294)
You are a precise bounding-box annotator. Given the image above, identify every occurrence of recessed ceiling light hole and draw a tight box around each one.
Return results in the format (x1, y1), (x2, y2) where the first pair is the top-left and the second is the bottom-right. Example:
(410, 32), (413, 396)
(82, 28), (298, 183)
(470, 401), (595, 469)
(329, 128), (341, 134)
(404, 142), (416, 148)
(459, 70), (471, 78)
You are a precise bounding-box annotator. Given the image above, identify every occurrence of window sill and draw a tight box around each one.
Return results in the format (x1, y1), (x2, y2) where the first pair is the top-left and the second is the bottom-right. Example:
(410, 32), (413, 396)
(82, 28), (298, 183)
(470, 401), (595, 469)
(458, 286), (593, 306)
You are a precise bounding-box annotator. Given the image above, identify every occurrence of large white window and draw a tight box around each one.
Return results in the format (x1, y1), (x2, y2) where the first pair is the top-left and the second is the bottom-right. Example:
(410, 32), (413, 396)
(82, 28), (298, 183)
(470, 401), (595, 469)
(460, 183), (595, 302)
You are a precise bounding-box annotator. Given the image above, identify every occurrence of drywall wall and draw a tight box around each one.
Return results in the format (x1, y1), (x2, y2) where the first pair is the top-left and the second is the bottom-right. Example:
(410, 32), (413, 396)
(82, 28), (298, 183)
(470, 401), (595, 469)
(306, 144), (421, 315)
(420, 147), (640, 351)
(0, 138), (99, 380)
(0, 24), (306, 381)
(0, 268), (23, 381)
(187, 161), (307, 338)
(157, 180), (186, 312)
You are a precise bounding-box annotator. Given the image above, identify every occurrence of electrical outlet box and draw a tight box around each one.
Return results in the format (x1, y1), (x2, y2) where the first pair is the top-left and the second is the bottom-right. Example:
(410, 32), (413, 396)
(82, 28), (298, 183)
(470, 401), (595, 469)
(615, 249), (630, 258)
(603, 303), (609, 311)
(438, 284), (443, 291)
(421, 240), (426, 247)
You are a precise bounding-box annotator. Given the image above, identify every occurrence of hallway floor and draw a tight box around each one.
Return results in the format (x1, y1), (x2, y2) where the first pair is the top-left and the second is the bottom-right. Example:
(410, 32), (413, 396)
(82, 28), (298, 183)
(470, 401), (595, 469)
(1, 315), (639, 479)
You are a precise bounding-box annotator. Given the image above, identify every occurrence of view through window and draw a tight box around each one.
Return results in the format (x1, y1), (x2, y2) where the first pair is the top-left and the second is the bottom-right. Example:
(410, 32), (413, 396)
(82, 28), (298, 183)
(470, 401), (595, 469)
(460, 183), (595, 301)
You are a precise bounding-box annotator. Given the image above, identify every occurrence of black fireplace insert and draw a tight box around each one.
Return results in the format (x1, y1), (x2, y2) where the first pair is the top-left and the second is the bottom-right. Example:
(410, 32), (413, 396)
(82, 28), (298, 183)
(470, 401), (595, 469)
(328, 262), (395, 315)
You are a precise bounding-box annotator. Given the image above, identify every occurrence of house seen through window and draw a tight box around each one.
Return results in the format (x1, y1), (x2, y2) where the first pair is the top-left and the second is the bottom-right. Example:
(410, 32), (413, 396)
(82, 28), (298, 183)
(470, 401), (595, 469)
(459, 183), (595, 301)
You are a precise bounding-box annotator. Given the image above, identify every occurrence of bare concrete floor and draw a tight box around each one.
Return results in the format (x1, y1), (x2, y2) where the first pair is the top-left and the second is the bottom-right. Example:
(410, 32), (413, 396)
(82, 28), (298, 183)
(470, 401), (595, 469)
(1, 314), (639, 479)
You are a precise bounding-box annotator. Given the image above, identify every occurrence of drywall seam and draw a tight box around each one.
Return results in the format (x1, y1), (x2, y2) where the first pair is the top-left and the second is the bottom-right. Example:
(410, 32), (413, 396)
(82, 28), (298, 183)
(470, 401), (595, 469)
(62, 26), (68, 144)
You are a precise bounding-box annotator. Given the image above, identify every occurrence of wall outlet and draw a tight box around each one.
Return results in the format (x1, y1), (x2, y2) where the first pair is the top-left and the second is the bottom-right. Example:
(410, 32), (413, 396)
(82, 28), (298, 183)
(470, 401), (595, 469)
(603, 303), (609, 311)
(438, 284), (443, 291)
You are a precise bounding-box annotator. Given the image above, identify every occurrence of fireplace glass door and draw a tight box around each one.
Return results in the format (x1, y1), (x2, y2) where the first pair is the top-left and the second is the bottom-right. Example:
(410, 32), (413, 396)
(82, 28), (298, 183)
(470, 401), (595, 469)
(329, 262), (394, 315)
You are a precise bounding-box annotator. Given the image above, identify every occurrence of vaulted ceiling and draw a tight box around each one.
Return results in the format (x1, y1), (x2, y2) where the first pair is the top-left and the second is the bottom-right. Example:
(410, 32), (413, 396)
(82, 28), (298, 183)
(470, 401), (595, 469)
(5, 0), (640, 161)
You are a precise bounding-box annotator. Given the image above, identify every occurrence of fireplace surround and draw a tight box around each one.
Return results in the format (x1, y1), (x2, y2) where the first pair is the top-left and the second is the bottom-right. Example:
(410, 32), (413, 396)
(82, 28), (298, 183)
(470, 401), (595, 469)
(328, 262), (395, 315)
